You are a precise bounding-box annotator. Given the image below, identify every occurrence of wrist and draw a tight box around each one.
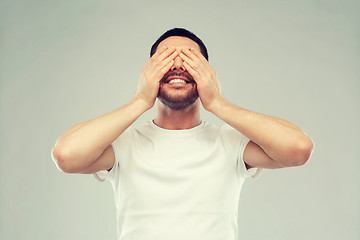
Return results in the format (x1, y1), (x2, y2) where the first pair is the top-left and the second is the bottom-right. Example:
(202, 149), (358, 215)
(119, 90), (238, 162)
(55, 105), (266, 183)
(207, 95), (227, 114)
(131, 96), (154, 112)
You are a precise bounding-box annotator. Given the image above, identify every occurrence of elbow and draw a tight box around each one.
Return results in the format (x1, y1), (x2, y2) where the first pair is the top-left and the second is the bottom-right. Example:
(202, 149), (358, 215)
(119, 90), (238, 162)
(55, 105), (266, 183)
(51, 145), (79, 173)
(290, 136), (314, 167)
(278, 136), (314, 167)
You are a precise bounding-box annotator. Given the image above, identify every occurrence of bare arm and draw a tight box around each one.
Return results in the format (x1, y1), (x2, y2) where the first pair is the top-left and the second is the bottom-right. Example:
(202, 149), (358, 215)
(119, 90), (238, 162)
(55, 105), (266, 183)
(180, 48), (314, 169)
(52, 47), (178, 174)
(210, 98), (314, 168)
(52, 99), (149, 173)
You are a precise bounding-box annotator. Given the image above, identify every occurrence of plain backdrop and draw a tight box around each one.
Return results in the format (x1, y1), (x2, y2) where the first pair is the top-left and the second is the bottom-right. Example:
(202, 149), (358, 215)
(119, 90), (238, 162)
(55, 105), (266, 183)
(1, 0), (359, 239)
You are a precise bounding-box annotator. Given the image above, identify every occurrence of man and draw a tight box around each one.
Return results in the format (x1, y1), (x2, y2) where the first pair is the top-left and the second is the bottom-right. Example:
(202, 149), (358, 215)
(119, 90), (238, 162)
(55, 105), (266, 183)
(52, 28), (314, 240)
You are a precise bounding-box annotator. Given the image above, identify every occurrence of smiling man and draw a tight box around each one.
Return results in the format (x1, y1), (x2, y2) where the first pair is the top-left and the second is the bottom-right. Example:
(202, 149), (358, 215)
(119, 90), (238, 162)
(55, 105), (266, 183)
(52, 28), (314, 240)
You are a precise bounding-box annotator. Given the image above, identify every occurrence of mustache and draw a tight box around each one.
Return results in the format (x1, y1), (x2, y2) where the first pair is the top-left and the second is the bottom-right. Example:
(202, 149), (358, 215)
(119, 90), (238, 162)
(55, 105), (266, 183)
(160, 70), (195, 83)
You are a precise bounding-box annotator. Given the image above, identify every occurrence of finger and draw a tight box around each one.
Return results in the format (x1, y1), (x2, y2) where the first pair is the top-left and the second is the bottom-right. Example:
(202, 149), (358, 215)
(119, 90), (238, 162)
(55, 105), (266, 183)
(181, 52), (209, 79)
(150, 46), (168, 60)
(182, 52), (216, 85)
(179, 52), (194, 66)
(181, 48), (198, 61)
(146, 47), (169, 71)
(156, 50), (178, 70)
(189, 48), (208, 61)
(180, 52), (202, 73)
(181, 48), (211, 74)
(156, 60), (174, 80)
(183, 61), (200, 82)
(188, 48), (216, 76)
(150, 47), (176, 68)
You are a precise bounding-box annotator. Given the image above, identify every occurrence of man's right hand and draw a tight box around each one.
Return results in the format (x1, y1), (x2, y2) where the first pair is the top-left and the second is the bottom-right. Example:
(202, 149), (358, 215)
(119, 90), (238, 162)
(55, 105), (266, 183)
(52, 47), (178, 174)
(135, 46), (177, 110)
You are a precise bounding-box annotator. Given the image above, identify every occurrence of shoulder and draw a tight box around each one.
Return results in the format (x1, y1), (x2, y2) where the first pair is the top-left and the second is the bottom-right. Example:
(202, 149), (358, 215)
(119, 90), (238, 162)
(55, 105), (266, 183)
(119, 121), (152, 137)
(112, 122), (149, 146)
(197, 122), (249, 147)
(219, 124), (249, 141)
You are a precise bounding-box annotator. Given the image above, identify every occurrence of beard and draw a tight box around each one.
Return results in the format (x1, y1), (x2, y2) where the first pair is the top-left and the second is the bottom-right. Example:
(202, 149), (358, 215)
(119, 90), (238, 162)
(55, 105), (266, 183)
(157, 84), (199, 110)
(157, 70), (199, 111)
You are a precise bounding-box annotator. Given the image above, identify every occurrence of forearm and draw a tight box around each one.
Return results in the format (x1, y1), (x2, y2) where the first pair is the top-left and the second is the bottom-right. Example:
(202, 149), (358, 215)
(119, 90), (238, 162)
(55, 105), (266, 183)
(53, 97), (148, 169)
(53, 47), (177, 172)
(210, 97), (313, 165)
(178, 48), (313, 166)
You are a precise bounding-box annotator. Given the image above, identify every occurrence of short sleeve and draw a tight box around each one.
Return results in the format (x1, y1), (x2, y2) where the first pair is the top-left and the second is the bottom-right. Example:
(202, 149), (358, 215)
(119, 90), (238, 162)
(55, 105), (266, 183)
(237, 151), (263, 179)
(220, 124), (262, 179)
(93, 134), (123, 183)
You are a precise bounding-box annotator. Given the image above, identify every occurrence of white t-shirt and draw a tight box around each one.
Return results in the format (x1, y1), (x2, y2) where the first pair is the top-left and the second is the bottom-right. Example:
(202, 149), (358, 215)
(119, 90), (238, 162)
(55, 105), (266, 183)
(94, 121), (262, 240)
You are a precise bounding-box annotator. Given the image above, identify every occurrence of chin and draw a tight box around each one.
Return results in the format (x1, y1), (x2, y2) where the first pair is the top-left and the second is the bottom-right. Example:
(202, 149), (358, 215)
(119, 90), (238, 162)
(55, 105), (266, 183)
(157, 89), (199, 111)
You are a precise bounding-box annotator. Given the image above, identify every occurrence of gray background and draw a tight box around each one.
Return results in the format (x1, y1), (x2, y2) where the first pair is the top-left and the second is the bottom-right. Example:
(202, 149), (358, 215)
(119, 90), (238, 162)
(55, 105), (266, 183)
(1, 0), (359, 239)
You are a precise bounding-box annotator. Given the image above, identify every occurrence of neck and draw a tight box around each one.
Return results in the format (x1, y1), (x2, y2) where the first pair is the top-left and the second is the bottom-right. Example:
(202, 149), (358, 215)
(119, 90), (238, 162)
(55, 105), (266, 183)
(153, 99), (201, 130)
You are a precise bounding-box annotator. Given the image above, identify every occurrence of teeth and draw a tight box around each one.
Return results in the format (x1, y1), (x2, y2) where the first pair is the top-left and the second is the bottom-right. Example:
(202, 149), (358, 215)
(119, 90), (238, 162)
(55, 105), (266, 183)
(168, 79), (186, 84)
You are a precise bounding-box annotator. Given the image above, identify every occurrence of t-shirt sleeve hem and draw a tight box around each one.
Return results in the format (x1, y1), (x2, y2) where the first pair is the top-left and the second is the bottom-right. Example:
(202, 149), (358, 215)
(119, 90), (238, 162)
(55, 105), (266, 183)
(246, 167), (263, 179)
(93, 141), (118, 182)
(93, 170), (109, 182)
(239, 140), (263, 179)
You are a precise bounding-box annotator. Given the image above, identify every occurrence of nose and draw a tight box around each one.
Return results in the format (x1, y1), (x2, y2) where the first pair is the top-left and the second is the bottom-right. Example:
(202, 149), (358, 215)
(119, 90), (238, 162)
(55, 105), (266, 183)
(171, 49), (185, 71)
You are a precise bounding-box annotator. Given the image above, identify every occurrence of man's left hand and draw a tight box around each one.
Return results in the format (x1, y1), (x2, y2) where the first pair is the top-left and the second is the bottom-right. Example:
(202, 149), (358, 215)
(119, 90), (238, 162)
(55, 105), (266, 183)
(179, 48), (222, 112)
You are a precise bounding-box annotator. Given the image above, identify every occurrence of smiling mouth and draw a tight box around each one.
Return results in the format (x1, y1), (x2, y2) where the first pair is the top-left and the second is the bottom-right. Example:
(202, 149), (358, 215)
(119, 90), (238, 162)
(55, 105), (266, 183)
(166, 76), (193, 84)
(167, 79), (188, 84)
(164, 78), (195, 87)
(161, 71), (195, 84)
